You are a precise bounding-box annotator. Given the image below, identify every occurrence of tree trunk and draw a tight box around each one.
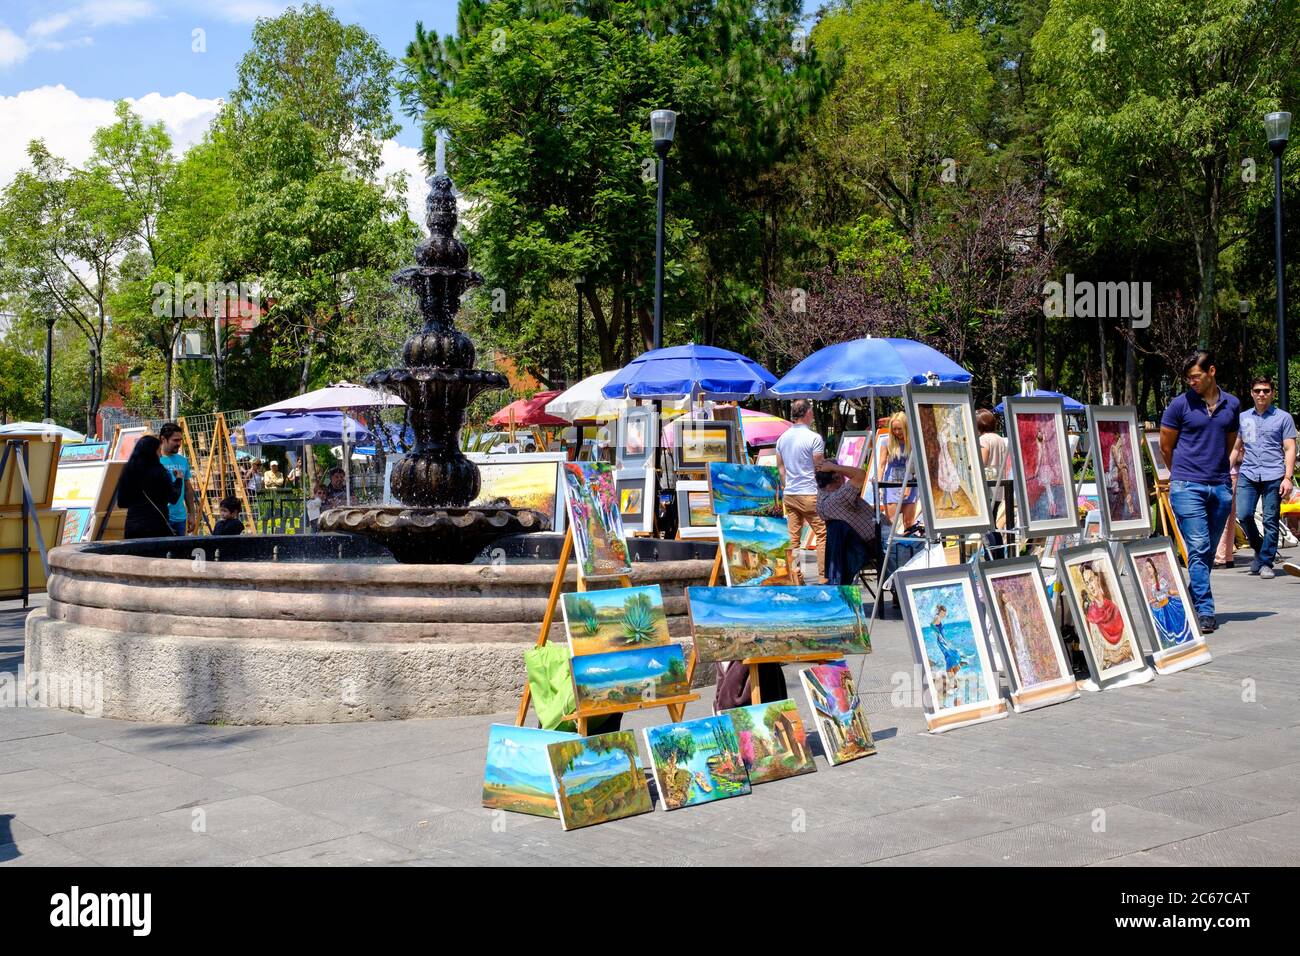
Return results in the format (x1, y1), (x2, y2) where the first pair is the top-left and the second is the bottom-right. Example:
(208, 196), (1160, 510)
(1096, 314), (1110, 402)
(584, 286), (616, 370)
(1195, 224), (1219, 349)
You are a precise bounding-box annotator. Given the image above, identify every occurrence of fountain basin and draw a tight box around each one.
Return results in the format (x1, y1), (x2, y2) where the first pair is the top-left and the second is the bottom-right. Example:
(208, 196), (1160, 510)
(25, 534), (717, 724)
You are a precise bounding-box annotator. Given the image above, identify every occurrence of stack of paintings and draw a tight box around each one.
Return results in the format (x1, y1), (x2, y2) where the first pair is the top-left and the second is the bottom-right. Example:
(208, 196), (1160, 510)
(719, 699), (817, 783)
(546, 731), (653, 830)
(687, 585), (871, 663)
(718, 514), (795, 586)
(798, 661), (876, 765)
(644, 715), (751, 810)
(481, 724), (580, 819)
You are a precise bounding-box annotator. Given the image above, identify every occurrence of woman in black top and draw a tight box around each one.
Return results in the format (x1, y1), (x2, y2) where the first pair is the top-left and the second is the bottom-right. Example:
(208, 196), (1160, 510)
(116, 434), (184, 538)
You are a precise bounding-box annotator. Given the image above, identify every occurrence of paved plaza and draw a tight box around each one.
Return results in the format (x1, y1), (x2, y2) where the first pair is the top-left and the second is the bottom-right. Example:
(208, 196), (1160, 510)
(2, 565), (1299, 867)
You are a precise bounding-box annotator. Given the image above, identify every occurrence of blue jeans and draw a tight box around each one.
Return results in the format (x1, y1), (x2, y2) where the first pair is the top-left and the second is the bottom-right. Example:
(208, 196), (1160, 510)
(169, 519), (187, 537)
(1236, 477), (1282, 567)
(1168, 481), (1233, 618)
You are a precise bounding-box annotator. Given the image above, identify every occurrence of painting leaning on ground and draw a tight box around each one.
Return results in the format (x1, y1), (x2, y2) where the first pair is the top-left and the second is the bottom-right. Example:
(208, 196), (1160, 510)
(645, 715), (751, 810)
(720, 699), (817, 784)
(481, 724), (580, 818)
(546, 732), (652, 830)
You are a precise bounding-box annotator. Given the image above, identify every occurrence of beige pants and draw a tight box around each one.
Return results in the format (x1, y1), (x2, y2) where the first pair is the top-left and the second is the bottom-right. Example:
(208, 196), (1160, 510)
(784, 494), (826, 581)
(1216, 473), (1237, 565)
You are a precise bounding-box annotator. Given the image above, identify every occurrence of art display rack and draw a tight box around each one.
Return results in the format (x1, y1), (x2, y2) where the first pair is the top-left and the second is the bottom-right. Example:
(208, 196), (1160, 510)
(0, 437), (54, 608)
(182, 413), (256, 536)
(515, 524), (699, 735)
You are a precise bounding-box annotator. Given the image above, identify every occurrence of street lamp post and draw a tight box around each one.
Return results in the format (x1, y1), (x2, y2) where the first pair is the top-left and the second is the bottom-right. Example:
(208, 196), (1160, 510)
(44, 317), (54, 421)
(1266, 110), (1291, 411)
(650, 109), (676, 352)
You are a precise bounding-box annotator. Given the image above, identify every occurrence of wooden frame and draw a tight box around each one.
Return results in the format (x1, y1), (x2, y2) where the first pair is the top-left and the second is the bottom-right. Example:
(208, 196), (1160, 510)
(674, 480), (716, 538)
(904, 384), (993, 537)
(1123, 537), (1211, 674)
(0, 434), (61, 512)
(976, 556), (1079, 712)
(469, 451), (568, 537)
(674, 418), (735, 471)
(1085, 404), (1152, 539)
(108, 425), (148, 462)
(1003, 395), (1080, 536)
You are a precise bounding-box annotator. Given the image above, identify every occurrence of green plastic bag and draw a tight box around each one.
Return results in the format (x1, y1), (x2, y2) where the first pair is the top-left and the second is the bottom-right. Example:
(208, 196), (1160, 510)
(523, 644), (577, 733)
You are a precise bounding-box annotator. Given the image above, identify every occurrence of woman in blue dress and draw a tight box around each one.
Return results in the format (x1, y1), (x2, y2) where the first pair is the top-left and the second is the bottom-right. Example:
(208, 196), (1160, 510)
(929, 604), (968, 703)
(1140, 557), (1193, 646)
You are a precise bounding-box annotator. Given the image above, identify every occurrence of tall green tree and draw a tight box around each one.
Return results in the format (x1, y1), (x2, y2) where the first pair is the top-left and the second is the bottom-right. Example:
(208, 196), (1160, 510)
(0, 342), (42, 423)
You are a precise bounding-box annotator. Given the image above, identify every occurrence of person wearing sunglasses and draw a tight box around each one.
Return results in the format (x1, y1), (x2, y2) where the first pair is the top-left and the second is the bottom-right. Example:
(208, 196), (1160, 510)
(1230, 375), (1296, 580)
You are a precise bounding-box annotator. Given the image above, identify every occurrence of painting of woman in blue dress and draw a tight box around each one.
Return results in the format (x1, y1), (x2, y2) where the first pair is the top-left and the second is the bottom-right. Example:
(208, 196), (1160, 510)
(912, 583), (989, 708)
(1139, 555), (1193, 648)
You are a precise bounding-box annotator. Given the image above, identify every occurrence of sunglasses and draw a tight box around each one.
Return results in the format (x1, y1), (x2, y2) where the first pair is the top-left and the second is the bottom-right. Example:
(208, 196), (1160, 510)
(1252, 388), (1273, 394)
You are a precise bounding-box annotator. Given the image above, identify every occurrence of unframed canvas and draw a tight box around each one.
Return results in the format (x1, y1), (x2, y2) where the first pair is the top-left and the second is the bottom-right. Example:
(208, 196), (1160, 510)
(561, 461), (631, 579)
(718, 513), (795, 586)
(798, 660), (877, 764)
(904, 385), (992, 536)
(687, 584), (872, 662)
(1003, 396), (1080, 536)
(718, 698), (817, 784)
(976, 557), (1079, 711)
(1124, 537), (1211, 674)
(561, 584), (672, 656)
(896, 565), (1008, 732)
(482, 723), (581, 818)
(546, 731), (652, 830)
(708, 461), (782, 518)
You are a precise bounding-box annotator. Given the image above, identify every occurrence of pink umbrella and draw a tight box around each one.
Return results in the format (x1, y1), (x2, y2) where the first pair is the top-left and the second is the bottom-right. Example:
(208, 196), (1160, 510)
(662, 408), (790, 446)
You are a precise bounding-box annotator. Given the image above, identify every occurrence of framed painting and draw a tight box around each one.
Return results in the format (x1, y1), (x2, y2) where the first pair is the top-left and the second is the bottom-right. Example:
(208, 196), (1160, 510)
(686, 585), (871, 663)
(1124, 537), (1211, 674)
(1086, 405), (1152, 539)
(674, 480), (716, 538)
(482, 724), (580, 819)
(976, 557), (1079, 712)
(561, 461), (630, 579)
(675, 419), (735, 471)
(1143, 430), (1169, 482)
(1057, 542), (1152, 688)
(614, 466), (655, 534)
(708, 461), (782, 518)
(561, 584), (671, 656)
(0, 433), (62, 511)
(718, 699), (817, 785)
(109, 425), (148, 462)
(834, 431), (873, 470)
(1003, 395), (1079, 536)
(570, 643), (689, 714)
(644, 715), (751, 810)
(60, 507), (95, 545)
(470, 452), (566, 536)
(798, 660), (877, 765)
(615, 405), (658, 469)
(896, 564), (1008, 733)
(711, 404), (749, 465)
(904, 385), (992, 536)
(718, 514), (796, 586)
(59, 442), (108, 463)
(546, 731), (652, 830)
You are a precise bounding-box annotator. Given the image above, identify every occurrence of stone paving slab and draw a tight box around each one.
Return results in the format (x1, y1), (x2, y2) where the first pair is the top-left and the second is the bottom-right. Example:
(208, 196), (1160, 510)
(3, 565), (1299, 866)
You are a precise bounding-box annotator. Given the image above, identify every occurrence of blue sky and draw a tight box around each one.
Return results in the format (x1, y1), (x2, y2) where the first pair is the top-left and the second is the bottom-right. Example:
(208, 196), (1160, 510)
(0, 1), (461, 219)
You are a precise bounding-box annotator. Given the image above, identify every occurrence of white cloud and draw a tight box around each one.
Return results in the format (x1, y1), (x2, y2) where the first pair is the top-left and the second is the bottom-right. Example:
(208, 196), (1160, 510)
(0, 26), (30, 68)
(30, 1), (156, 36)
(379, 139), (429, 232)
(204, 1), (295, 23)
(0, 85), (222, 189)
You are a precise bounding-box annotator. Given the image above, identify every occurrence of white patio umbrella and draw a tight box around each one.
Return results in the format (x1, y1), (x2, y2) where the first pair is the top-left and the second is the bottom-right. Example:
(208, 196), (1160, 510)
(0, 421), (86, 442)
(545, 370), (688, 421)
(251, 382), (405, 415)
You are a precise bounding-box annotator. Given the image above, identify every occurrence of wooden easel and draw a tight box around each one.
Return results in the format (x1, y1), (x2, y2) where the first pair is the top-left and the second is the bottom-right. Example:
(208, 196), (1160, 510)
(1154, 478), (1189, 566)
(183, 414), (255, 535)
(514, 525), (700, 734)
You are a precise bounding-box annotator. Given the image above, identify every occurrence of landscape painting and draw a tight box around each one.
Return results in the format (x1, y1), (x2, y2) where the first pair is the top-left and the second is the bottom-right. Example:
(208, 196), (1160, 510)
(562, 462), (631, 579)
(708, 462), (782, 517)
(546, 731), (653, 830)
(570, 643), (690, 711)
(59, 442), (108, 463)
(676, 419), (735, 470)
(481, 724), (580, 818)
(720, 698), (817, 784)
(675, 481), (715, 538)
(687, 585), (871, 663)
(60, 507), (94, 545)
(798, 661), (876, 765)
(644, 715), (751, 810)
(719, 514), (795, 586)
(561, 584), (671, 656)
(471, 458), (563, 534)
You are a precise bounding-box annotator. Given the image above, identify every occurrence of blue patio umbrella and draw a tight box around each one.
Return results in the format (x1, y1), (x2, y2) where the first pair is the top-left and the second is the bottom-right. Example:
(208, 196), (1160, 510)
(994, 389), (1086, 414)
(767, 337), (971, 399)
(600, 344), (776, 401)
(241, 411), (373, 446)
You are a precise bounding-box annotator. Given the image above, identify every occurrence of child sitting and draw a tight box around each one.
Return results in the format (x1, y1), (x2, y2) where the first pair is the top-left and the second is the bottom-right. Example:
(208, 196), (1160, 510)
(212, 496), (245, 536)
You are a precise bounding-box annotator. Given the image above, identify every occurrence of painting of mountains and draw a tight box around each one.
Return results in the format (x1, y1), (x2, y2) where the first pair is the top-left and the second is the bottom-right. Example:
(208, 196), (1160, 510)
(481, 724), (580, 818)
(799, 661), (877, 766)
(570, 644), (690, 712)
(708, 462), (783, 518)
(644, 715), (751, 810)
(561, 585), (671, 656)
(720, 699), (817, 785)
(719, 514), (796, 586)
(546, 731), (653, 830)
(687, 585), (872, 663)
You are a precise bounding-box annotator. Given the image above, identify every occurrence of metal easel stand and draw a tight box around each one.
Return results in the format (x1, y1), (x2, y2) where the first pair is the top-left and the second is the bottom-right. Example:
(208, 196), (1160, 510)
(0, 439), (52, 609)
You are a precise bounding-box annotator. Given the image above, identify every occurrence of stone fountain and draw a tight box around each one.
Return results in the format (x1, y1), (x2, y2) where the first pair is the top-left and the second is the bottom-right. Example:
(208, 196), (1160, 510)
(319, 172), (547, 563)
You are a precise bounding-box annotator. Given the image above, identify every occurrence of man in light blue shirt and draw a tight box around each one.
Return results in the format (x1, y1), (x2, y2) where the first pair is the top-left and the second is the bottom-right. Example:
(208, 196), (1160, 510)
(159, 422), (196, 536)
(1230, 376), (1296, 579)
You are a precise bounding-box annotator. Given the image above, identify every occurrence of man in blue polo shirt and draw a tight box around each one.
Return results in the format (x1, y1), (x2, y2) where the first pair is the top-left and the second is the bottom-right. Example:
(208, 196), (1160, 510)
(1230, 375), (1296, 579)
(1160, 351), (1240, 632)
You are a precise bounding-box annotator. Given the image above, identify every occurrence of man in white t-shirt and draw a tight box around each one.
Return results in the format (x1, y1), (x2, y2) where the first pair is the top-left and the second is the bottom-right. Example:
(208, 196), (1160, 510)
(775, 399), (826, 582)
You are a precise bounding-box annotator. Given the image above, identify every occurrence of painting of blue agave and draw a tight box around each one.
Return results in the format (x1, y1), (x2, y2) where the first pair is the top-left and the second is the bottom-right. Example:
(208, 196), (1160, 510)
(561, 584), (671, 656)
